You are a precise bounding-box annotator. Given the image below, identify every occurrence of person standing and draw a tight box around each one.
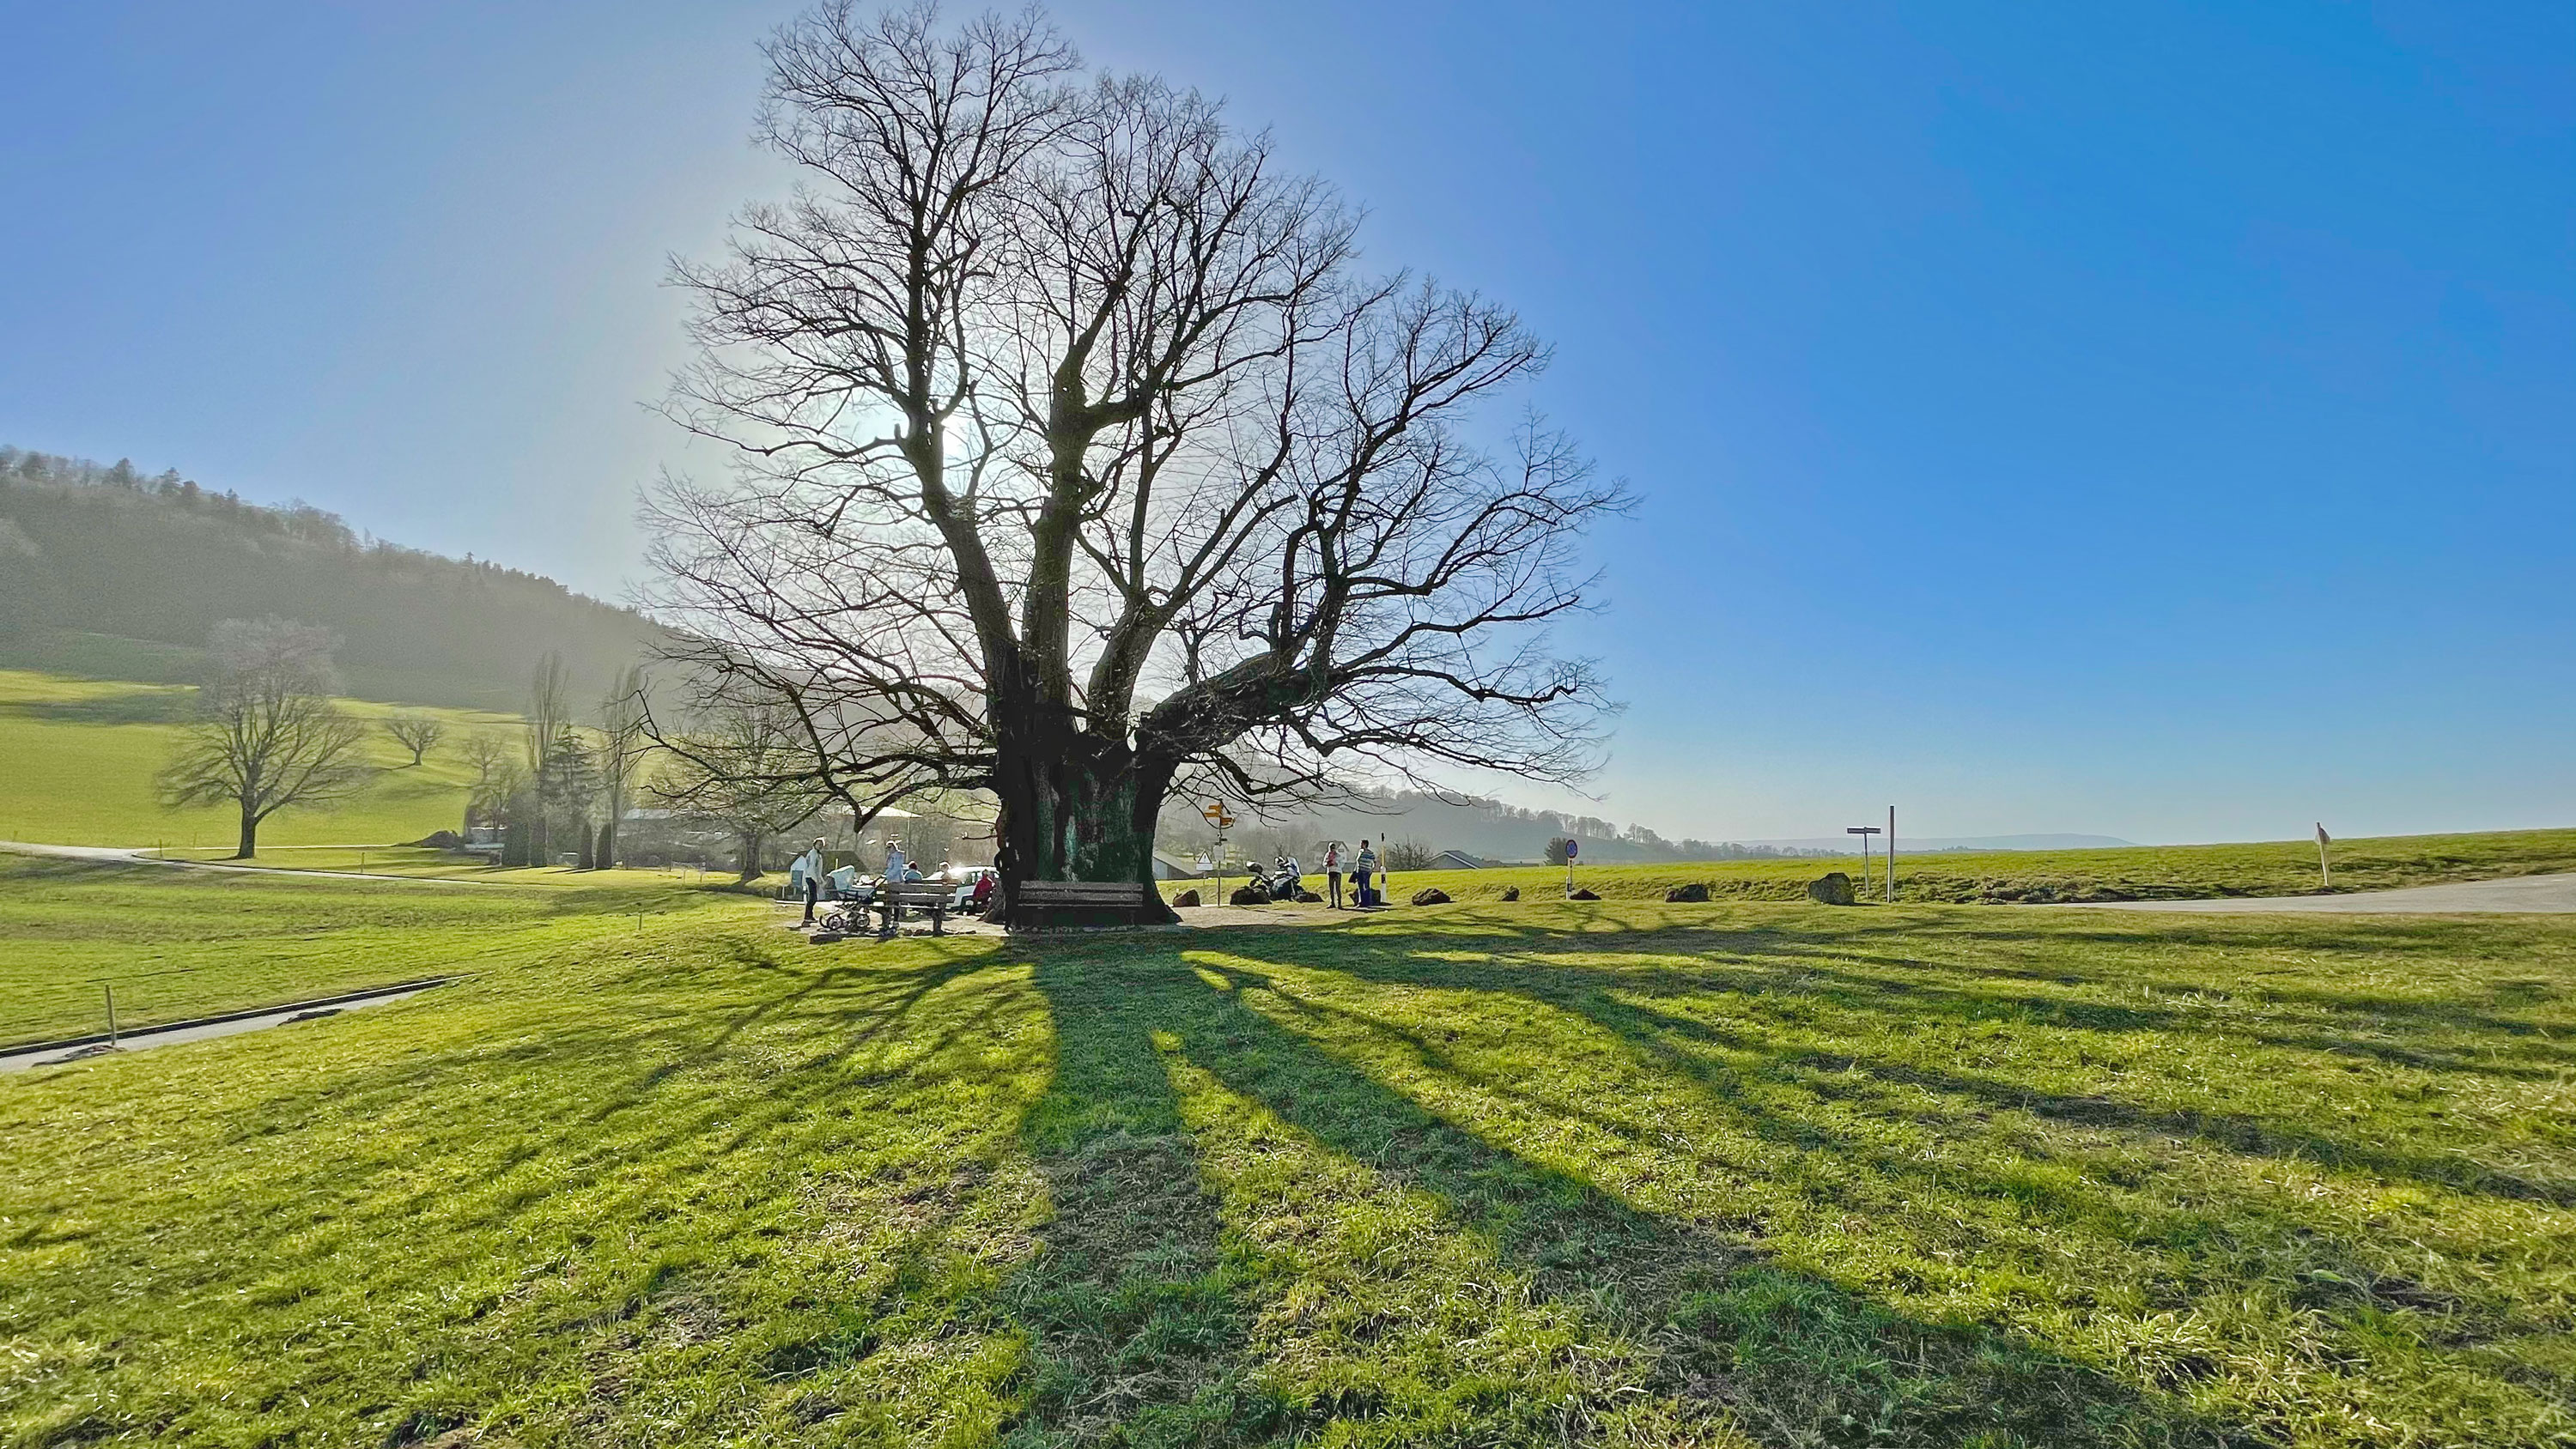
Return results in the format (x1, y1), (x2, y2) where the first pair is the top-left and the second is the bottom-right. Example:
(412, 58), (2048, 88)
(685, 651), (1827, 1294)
(795, 837), (827, 925)
(879, 840), (910, 936)
(1323, 841), (1343, 909)
(1354, 839), (1379, 907)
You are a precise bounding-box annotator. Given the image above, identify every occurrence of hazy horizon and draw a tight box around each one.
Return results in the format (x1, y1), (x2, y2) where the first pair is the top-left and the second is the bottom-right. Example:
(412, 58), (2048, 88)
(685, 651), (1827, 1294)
(4, 1), (2567, 846)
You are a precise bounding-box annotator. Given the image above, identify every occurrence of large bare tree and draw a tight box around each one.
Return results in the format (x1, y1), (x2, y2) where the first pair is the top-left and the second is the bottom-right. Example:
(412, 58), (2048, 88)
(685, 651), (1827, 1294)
(158, 618), (373, 858)
(647, 3), (1624, 924)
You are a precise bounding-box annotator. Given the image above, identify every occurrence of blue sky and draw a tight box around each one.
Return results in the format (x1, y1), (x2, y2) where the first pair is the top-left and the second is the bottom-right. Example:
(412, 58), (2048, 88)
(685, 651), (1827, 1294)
(4, 2), (2569, 844)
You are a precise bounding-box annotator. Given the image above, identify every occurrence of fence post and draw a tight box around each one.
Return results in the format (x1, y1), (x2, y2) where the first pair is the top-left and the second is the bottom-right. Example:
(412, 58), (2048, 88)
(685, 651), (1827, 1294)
(106, 985), (118, 1048)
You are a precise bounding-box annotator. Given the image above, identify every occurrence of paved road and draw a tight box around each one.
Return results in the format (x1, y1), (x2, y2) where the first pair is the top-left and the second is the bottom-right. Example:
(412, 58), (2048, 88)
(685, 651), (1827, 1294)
(2064, 873), (2576, 914)
(0, 980), (453, 1073)
(0, 840), (527, 886)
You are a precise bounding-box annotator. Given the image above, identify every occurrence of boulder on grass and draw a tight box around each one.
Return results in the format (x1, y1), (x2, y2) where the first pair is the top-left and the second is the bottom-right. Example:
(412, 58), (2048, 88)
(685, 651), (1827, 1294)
(1229, 884), (1270, 906)
(1170, 888), (1201, 908)
(1410, 887), (1451, 906)
(1567, 888), (1601, 901)
(1499, 886), (1521, 902)
(1295, 889), (1324, 903)
(410, 830), (465, 850)
(1665, 882), (1710, 904)
(1807, 872), (1856, 906)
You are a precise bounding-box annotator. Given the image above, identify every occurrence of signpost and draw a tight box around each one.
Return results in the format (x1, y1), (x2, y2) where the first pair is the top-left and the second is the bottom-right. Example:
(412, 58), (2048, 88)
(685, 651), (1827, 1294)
(1202, 802), (1236, 900)
(2316, 822), (2331, 889)
(1564, 836), (1578, 898)
(1846, 825), (1881, 893)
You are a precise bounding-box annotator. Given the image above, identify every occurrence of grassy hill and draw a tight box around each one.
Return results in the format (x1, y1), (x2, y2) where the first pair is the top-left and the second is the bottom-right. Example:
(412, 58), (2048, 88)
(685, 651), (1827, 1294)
(3, 865), (2570, 1446)
(0, 446), (659, 712)
(0, 669), (510, 849)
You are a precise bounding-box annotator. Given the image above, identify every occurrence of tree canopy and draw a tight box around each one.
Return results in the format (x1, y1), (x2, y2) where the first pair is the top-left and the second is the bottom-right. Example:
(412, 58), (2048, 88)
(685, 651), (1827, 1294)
(647, 3), (1625, 922)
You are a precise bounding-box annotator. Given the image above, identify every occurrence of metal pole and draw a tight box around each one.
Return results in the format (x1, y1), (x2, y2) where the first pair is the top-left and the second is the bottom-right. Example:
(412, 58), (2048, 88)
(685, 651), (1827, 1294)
(105, 985), (118, 1048)
(1886, 805), (1896, 902)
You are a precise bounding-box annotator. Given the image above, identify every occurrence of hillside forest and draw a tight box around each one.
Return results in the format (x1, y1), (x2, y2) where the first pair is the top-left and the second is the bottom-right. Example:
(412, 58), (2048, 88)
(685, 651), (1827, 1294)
(0, 447), (657, 712)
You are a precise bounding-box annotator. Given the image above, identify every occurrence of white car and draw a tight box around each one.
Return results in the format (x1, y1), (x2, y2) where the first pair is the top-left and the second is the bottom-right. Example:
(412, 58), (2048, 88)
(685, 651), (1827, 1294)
(944, 865), (998, 912)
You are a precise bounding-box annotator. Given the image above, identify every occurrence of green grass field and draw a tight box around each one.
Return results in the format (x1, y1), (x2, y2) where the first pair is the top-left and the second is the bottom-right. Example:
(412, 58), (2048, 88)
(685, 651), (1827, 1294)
(0, 668), (513, 850)
(1205, 828), (2576, 908)
(3, 864), (2569, 1446)
(0, 856), (726, 1045)
(149, 845), (733, 886)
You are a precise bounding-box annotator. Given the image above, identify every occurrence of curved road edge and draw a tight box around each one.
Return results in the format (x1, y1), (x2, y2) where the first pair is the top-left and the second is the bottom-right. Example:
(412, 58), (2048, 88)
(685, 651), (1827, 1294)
(2, 977), (459, 1073)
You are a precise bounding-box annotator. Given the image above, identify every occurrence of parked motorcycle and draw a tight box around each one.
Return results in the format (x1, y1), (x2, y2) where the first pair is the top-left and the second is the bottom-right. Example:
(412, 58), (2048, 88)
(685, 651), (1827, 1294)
(1266, 855), (1303, 900)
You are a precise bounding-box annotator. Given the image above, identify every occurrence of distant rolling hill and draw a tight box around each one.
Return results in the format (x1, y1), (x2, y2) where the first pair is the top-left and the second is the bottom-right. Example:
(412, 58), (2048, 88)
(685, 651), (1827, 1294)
(1745, 834), (2139, 853)
(0, 446), (660, 711)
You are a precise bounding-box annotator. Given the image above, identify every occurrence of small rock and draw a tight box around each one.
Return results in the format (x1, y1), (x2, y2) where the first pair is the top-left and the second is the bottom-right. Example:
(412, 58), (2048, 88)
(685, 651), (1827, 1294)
(1807, 872), (1856, 906)
(1499, 886), (1520, 902)
(1568, 888), (1601, 901)
(1410, 888), (1451, 906)
(1171, 889), (1201, 908)
(1665, 882), (1710, 903)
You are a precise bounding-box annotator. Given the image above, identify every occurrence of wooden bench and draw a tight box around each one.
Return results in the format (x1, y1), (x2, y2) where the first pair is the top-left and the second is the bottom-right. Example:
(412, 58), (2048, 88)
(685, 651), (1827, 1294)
(1009, 879), (1156, 928)
(872, 883), (955, 937)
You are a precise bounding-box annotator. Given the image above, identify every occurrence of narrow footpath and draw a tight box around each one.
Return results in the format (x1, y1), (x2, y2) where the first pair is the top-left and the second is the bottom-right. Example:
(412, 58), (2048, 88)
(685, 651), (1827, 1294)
(1, 979), (454, 1073)
(0, 840), (532, 886)
(2063, 873), (2576, 914)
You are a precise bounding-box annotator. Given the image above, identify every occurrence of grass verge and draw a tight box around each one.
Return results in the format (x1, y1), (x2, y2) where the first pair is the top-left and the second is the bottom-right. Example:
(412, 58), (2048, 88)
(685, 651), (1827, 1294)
(0, 856), (726, 1045)
(1219, 827), (2576, 907)
(3, 872), (2570, 1446)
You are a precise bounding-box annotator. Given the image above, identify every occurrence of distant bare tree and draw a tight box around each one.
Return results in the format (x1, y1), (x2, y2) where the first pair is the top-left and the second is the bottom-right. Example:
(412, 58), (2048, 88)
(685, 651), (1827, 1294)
(158, 617), (373, 858)
(594, 665), (652, 869)
(651, 689), (829, 882)
(383, 712), (446, 767)
(1380, 840), (1437, 872)
(649, 3), (1623, 925)
(460, 731), (520, 837)
(523, 652), (574, 864)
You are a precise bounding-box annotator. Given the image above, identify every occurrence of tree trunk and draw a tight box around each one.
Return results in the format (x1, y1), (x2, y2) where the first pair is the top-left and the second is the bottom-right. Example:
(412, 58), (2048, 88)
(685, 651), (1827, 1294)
(234, 808), (258, 861)
(738, 830), (762, 882)
(990, 718), (1177, 929)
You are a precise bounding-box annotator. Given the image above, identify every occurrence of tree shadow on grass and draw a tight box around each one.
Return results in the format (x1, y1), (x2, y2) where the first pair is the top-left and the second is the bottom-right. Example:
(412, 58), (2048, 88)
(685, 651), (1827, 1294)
(999, 951), (1289, 1446)
(1012, 939), (2262, 1447)
(1278, 917), (2576, 1191)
